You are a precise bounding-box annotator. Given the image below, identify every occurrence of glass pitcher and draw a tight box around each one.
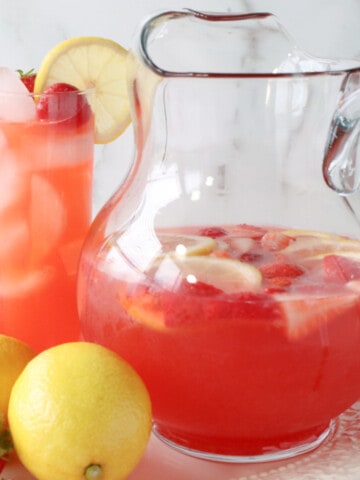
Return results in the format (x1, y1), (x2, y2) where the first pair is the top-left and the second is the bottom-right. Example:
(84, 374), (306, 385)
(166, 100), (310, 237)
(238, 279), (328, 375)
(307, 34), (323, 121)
(77, 10), (360, 463)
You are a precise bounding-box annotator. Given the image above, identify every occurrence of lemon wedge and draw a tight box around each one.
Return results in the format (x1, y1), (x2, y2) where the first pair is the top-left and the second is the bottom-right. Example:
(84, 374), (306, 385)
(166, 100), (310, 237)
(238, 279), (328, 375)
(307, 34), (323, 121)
(33, 36), (131, 144)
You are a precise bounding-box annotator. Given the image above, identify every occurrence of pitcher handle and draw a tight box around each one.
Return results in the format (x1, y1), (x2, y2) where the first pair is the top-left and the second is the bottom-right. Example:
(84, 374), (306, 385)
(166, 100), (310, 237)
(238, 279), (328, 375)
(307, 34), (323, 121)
(323, 87), (360, 194)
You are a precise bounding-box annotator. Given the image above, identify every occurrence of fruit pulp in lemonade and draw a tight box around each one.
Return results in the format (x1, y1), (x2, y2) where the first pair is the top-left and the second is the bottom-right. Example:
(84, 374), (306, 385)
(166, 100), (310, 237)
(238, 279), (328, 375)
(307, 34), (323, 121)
(0, 114), (94, 352)
(79, 224), (360, 457)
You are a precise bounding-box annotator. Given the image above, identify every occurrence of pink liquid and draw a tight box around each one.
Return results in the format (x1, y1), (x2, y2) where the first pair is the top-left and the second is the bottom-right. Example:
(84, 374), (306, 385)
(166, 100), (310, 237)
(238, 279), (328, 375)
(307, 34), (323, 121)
(78, 224), (360, 457)
(0, 117), (93, 352)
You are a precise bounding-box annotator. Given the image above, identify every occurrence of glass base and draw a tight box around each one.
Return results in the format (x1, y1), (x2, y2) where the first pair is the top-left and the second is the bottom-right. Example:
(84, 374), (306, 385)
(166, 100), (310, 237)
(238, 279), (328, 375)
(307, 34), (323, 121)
(153, 420), (337, 464)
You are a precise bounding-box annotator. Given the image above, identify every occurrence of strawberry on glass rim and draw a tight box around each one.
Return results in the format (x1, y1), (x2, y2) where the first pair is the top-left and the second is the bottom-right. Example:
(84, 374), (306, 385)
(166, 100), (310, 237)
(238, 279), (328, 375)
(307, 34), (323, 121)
(36, 82), (92, 127)
(33, 36), (131, 144)
(17, 67), (91, 127)
(17, 68), (36, 93)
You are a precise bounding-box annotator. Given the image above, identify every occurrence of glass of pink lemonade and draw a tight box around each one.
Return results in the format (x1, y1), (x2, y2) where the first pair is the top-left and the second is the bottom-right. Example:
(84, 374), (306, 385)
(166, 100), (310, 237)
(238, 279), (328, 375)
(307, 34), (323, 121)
(0, 67), (94, 352)
(78, 11), (360, 462)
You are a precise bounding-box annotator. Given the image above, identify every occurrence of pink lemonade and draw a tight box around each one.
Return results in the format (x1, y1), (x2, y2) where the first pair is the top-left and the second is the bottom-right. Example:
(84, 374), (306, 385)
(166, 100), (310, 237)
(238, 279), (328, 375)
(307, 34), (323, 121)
(0, 90), (94, 352)
(78, 224), (360, 458)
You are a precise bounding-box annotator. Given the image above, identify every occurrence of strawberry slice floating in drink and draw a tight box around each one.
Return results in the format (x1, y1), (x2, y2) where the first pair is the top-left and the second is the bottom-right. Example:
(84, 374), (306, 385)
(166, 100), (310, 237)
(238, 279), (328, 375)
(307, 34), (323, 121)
(323, 254), (360, 282)
(275, 291), (360, 340)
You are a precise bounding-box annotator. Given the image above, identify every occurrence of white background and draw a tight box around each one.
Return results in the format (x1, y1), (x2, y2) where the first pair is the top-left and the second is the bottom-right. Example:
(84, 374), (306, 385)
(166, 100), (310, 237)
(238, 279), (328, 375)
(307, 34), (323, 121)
(1, 0), (359, 213)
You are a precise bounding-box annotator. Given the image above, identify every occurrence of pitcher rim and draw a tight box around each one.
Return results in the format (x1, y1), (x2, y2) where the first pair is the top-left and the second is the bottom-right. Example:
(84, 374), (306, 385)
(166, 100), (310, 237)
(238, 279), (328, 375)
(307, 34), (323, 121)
(138, 9), (360, 79)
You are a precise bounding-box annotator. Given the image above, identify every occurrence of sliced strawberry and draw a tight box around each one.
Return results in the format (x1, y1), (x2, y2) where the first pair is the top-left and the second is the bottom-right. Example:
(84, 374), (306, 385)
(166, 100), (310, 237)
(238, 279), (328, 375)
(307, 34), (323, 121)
(177, 280), (222, 297)
(276, 292), (359, 339)
(239, 252), (263, 263)
(203, 291), (282, 325)
(0, 457), (5, 473)
(323, 254), (360, 283)
(260, 262), (304, 279)
(199, 226), (227, 238)
(230, 224), (267, 239)
(164, 285), (282, 328)
(36, 82), (92, 127)
(17, 68), (36, 92)
(261, 230), (293, 252)
(266, 276), (292, 288)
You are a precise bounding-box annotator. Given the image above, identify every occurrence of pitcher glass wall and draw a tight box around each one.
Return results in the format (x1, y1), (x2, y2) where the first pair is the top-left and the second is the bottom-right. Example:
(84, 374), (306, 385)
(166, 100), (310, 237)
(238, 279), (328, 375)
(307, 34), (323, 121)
(78, 11), (360, 462)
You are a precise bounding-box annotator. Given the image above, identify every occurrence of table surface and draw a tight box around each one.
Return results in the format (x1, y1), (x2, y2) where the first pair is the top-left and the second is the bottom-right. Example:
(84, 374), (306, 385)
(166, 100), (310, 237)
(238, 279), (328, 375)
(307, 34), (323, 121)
(4, 401), (360, 480)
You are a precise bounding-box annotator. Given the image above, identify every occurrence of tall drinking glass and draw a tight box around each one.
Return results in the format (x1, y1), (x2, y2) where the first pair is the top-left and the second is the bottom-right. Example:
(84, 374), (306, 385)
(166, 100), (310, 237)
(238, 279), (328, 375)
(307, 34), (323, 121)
(0, 83), (94, 352)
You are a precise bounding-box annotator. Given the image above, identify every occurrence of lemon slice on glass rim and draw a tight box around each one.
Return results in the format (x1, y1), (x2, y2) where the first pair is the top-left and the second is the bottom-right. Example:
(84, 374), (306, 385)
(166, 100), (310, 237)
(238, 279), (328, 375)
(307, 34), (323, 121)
(33, 36), (131, 144)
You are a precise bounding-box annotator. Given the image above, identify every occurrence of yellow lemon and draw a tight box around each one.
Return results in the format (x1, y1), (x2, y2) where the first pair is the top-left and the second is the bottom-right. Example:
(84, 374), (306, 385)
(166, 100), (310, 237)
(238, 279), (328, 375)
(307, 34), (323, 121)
(34, 36), (131, 144)
(282, 229), (360, 260)
(152, 254), (262, 294)
(0, 334), (35, 422)
(8, 342), (152, 480)
(157, 232), (217, 256)
(0, 334), (34, 460)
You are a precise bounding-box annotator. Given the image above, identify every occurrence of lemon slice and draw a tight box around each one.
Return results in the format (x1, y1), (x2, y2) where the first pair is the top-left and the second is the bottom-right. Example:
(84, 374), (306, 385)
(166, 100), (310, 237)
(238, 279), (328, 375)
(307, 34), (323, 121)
(282, 229), (360, 259)
(313, 250), (360, 261)
(281, 229), (336, 239)
(157, 233), (217, 256)
(33, 36), (131, 144)
(153, 255), (262, 294)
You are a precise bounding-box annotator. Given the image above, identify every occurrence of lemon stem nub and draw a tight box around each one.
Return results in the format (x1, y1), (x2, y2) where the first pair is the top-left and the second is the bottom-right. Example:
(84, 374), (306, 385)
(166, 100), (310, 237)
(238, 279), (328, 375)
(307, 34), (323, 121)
(85, 464), (103, 479)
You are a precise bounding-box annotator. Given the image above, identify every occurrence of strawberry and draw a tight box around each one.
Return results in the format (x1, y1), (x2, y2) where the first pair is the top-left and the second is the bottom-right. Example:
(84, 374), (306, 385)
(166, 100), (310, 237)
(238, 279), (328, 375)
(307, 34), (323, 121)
(230, 224), (267, 239)
(199, 226), (227, 238)
(261, 231), (293, 252)
(17, 68), (36, 92)
(266, 276), (292, 289)
(323, 254), (360, 283)
(275, 292), (359, 340)
(260, 262), (304, 279)
(36, 82), (92, 127)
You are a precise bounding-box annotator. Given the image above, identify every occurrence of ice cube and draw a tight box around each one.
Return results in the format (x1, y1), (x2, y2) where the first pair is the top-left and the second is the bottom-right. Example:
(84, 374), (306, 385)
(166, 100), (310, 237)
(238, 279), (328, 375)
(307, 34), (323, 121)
(0, 218), (30, 271)
(59, 239), (84, 276)
(0, 267), (54, 298)
(0, 67), (36, 121)
(30, 174), (66, 263)
(0, 148), (27, 214)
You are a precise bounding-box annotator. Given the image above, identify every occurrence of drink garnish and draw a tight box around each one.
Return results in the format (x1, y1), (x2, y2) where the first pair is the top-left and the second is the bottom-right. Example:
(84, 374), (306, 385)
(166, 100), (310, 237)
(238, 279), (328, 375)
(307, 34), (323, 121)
(33, 36), (131, 143)
(16, 68), (36, 93)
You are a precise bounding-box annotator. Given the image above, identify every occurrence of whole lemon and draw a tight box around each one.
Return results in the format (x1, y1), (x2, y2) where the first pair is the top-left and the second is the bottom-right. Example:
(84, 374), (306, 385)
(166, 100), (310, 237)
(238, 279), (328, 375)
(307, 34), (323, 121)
(0, 334), (34, 462)
(0, 334), (35, 422)
(8, 342), (152, 480)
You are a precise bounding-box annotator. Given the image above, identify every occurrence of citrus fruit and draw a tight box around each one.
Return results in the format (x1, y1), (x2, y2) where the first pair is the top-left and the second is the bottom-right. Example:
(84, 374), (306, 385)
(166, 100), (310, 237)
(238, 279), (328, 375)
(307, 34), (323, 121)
(166, 255), (262, 293)
(147, 254), (262, 294)
(33, 36), (131, 144)
(0, 334), (35, 421)
(0, 335), (35, 464)
(282, 229), (360, 259)
(8, 342), (152, 480)
(157, 232), (217, 256)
